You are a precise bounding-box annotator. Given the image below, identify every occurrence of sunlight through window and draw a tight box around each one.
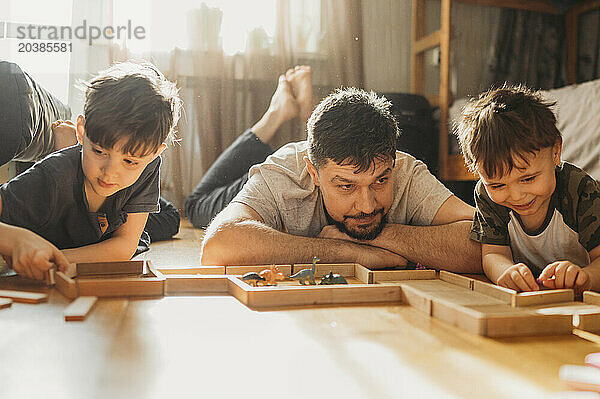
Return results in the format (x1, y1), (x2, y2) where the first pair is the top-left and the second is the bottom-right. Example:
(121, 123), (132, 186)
(113, 0), (320, 55)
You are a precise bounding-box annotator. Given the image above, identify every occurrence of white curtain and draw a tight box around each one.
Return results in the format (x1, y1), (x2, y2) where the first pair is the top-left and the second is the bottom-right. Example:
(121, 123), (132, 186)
(69, 0), (364, 208)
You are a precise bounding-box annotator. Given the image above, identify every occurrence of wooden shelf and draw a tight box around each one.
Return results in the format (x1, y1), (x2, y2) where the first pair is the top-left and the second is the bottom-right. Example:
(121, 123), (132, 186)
(410, 0), (591, 182)
(454, 0), (559, 14)
(444, 154), (477, 181)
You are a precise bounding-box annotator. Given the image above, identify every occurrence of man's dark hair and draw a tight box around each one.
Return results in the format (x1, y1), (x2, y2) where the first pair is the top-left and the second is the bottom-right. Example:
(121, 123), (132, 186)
(307, 87), (399, 173)
(82, 61), (181, 157)
(455, 84), (562, 179)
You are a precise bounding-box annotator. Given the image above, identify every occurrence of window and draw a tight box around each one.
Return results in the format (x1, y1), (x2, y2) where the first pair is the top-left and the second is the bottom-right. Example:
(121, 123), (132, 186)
(1, 0), (72, 103)
(113, 0), (321, 55)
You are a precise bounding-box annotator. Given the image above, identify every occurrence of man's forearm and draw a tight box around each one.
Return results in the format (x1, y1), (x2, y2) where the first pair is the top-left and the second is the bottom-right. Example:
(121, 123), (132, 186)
(366, 221), (482, 273)
(201, 219), (406, 268)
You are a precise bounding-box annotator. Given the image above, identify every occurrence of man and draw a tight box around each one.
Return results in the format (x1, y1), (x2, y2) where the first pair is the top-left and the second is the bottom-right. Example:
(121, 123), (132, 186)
(201, 88), (481, 271)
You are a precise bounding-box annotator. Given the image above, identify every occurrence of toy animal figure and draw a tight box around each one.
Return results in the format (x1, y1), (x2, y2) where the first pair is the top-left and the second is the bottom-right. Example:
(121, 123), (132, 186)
(241, 272), (266, 287)
(290, 256), (318, 285)
(319, 271), (348, 285)
(259, 265), (285, 286)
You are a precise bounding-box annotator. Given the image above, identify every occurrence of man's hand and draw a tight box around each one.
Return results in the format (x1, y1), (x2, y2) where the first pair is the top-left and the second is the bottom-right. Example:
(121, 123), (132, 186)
(538, 261), (591, 292)
(354, 244), (408, 269)
(9, 228), (69, 280)
(497, 263), (539, 292)
(318, 225), (359, 242)
(319, 224), (407, 269)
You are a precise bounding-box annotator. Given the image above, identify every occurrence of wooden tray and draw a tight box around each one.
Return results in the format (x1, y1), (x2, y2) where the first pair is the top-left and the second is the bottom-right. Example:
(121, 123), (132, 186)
(55, 260), (165, 299)
(53, 261), (600, 337)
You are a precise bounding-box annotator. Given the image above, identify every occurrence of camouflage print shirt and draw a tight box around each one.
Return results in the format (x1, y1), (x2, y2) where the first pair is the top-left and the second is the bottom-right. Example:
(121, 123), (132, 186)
(470, 162), (600, 275)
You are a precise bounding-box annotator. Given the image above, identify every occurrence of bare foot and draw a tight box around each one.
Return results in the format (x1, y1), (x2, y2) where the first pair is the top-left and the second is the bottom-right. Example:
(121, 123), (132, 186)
(269, 74), (299, 123)
(253, 74), (299, 144)
(51, 120), (78, 151)
(286, 65), (313, 123)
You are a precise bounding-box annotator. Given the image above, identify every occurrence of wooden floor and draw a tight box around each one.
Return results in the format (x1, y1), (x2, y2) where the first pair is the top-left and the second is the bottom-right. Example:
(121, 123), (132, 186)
(1, 220), (600, 398)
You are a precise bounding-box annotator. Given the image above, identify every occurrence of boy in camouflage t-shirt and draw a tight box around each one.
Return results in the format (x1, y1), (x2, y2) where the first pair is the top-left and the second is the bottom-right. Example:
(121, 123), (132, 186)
(455, 85), (600, 293)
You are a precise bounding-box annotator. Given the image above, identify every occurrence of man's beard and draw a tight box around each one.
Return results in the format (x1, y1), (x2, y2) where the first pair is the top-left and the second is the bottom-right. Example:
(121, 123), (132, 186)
(331, 208), (387, 241)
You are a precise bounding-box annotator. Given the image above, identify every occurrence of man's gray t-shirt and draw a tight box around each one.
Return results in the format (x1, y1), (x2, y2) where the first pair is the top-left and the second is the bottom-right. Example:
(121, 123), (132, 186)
(232, 141), (453, 237)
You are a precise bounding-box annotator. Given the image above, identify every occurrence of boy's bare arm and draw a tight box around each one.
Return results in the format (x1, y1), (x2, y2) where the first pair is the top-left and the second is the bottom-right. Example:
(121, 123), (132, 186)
(200, 202), (408, 268)
(62, 213), (148, 263)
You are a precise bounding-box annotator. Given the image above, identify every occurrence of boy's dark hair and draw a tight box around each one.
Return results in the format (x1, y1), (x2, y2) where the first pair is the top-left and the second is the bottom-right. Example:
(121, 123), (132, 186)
(455, 84), (561, 179)
(82, 61), (181, 157)
(307, 87), (399, 173)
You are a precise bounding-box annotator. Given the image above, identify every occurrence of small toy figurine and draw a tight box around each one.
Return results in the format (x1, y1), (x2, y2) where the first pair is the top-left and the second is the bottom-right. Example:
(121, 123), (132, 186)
(290, 256), (318, 285)
(259, 265), (286, 286)
(242, 272), (266, 287)
(319, 271), (348, 285)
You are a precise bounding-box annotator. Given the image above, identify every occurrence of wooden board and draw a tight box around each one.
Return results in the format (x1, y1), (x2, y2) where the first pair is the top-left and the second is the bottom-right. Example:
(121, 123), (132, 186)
(164, 275), (229, 295)
(584, 291), (600, 306)
(513, 289), (574, 307)
(54, 263), (165, 299)
(431, 297), (485, 335)
(0, 297), (12, 309)
(226, 265), (292, 277)
(372, 269), (436, 283)
(64, 296), (98, 321)
(291, 263), (356, 277)
(55, 271), (78, 299)
(0, 289), (48, 304)
(439, 270), (473, 289)
(76, 277), (163, 298)
(76, 260), (145, 276)
(240, 283), (402, 308)
(560, 364), (600, 392)
(157, 266), (225, 275)
(400, 283), (432, 315)
(397, 278), (575, 337)
(472, 280), (516, 305)
(353, 264), (372, 284)
(47, 262), (599, 337)
(222, 263), (402, 309)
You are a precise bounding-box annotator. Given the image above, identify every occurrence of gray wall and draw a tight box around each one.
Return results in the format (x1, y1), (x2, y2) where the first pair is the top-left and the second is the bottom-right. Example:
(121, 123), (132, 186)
(361, 0), (500, 98)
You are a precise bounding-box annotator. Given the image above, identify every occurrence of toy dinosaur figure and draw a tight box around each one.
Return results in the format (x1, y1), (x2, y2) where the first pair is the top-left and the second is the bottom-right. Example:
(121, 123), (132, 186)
(259, 265), (285, 286)
(241, 272), (266, 287)
(319, 271), (348, 285)
(290, 256), (318, 285)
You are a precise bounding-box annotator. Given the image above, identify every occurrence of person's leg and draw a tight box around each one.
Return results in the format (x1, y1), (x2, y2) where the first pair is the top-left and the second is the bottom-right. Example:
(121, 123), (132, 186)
(184, 70), (308, 228)
(145, 197), (181, 242)
(0, 61), (35, 166)
(0, 61), (72, 167)
(184, 129), (273, 228)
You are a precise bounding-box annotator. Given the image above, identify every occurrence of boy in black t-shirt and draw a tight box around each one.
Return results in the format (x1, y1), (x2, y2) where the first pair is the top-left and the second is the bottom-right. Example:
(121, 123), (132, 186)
(0, 61), (181, 280)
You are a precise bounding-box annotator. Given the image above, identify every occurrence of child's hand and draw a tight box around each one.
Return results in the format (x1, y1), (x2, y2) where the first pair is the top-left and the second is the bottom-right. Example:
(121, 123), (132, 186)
(497, 263), (539, 292)
(10, 228), (69, 280)
(538, 261), (590, 292)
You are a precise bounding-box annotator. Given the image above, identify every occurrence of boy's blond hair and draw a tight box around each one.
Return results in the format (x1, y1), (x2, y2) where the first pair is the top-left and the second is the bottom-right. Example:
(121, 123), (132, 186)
(455, 84), (561, 179)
